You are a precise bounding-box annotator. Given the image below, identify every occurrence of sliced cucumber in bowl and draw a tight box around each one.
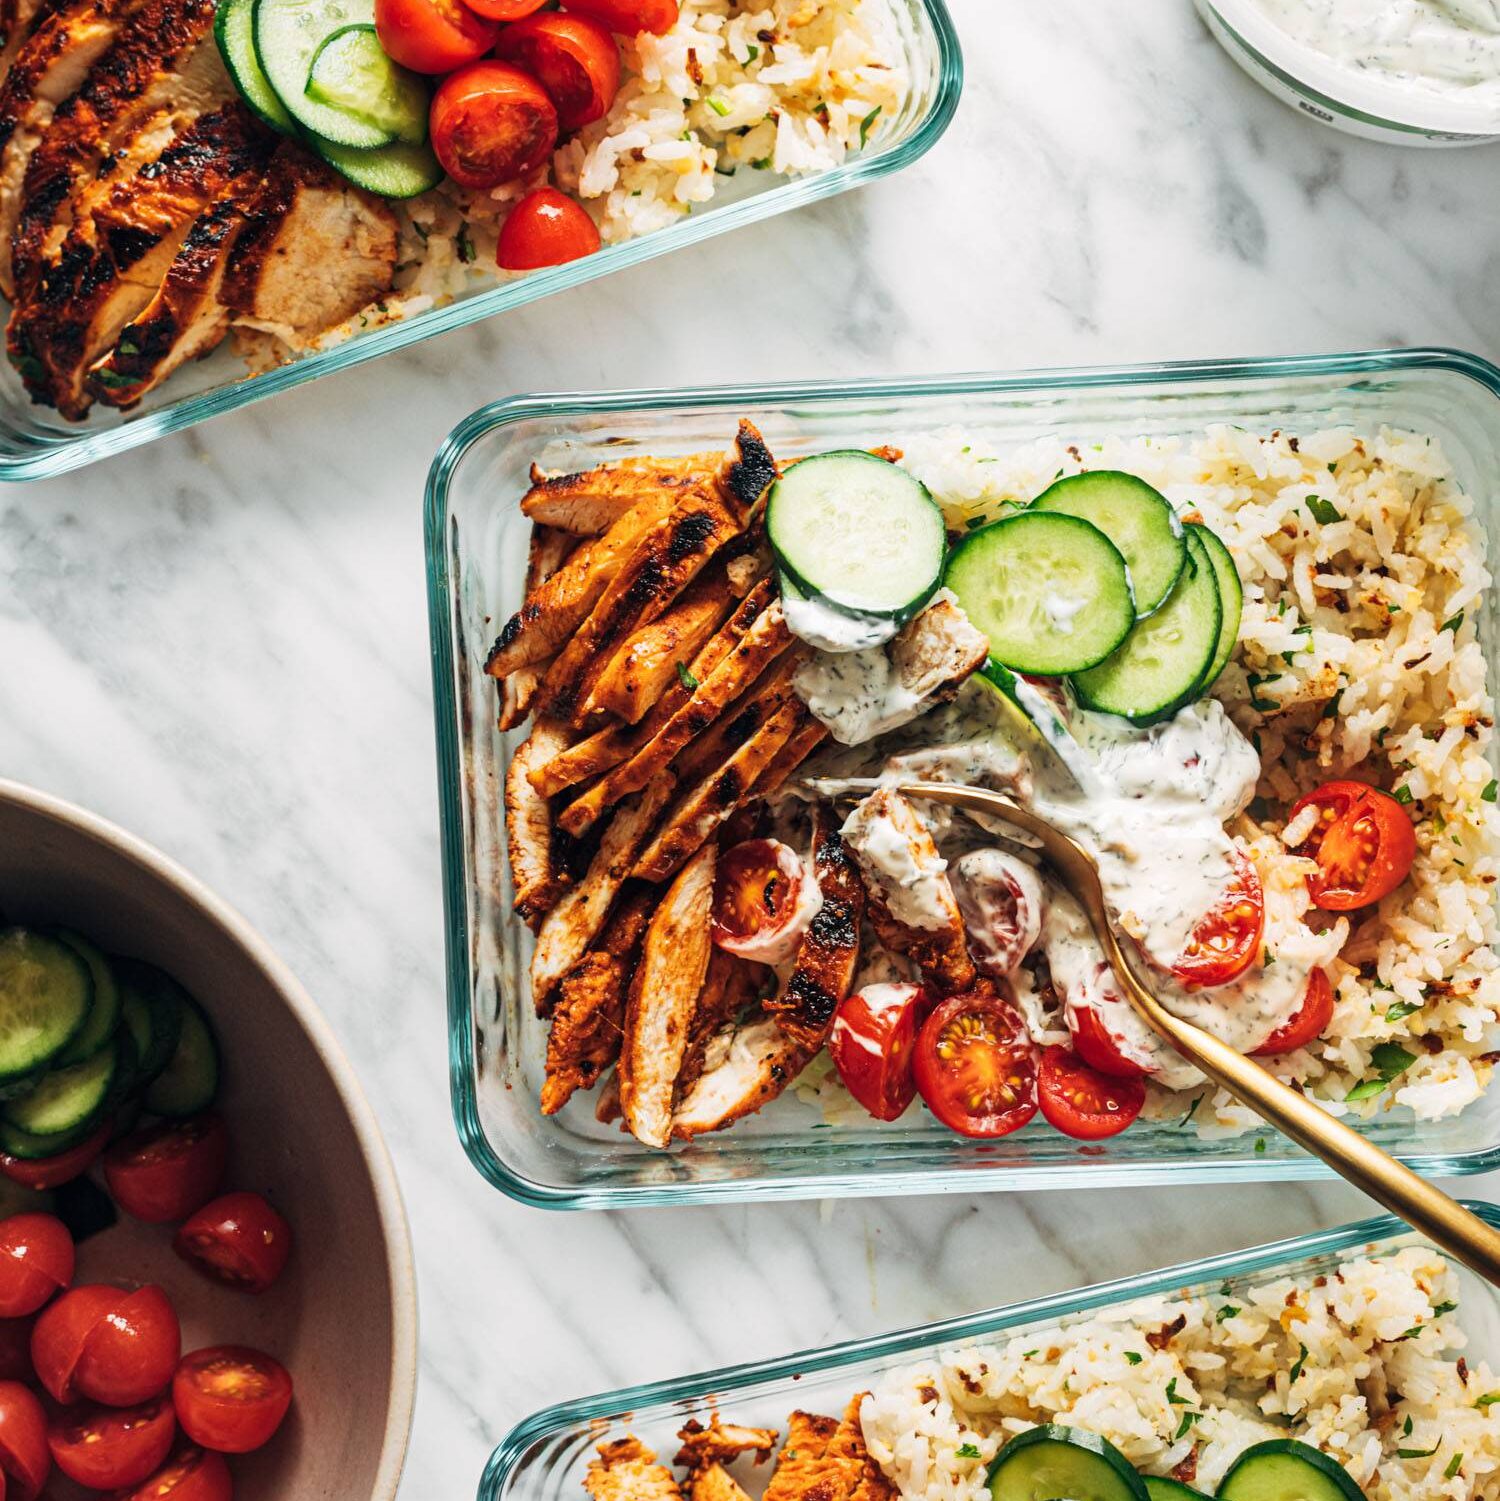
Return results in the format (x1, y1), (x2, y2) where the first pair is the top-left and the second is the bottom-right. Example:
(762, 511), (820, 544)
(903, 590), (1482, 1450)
(0, 1032), (128, 1139)
(253, 0), (393, 148)
(215, 0), (298, 135)
(310, 132), (443, 197)
(144, 994), (220, 1117)
(115, 958), (187, 1090)
(307, 23), (428, 145)
(986, 1423), (1148, 1501)
(0, 929), (93, 1090)
(48, 930), (121, 1066)
(1185, 520), (1242, 689)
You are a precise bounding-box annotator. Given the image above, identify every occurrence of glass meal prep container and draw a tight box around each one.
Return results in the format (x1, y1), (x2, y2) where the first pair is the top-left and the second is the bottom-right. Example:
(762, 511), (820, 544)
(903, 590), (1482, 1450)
(427, 346), (1500, 1211)
(478, 1206), (1500, 1501)
(0, 0), (958, 483)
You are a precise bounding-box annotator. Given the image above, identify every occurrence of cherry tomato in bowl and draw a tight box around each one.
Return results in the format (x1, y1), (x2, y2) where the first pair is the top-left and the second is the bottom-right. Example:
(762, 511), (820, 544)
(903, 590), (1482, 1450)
(173, 1346), (292, 1455)
(465, 0), (545, 15)
(1171, 849), (1264, 989)
(430, 61), (558, 190)
(111, 1443), (232, 1501)
(1287, 780), (1417, 911)
(1036, 1047), (1145, 1141)
(31, 1284), (124, 1404)
(1252, 969), (1336, 1057)
(0, 1380), (49, 1501)
(0, 1215), (73, 1318)
(105, 1115), (228, 1225)
(1068, 1002), (1150, 1081)
(174, 1192), (292, 1295)
(495, 12), (619, 131)
(375, 0), (501, 73)
(75, 1285), (180, 1407)
(0, 1120), (111, 1191)
(561, 0), (678, 35)
(913, 990), (1038, 1138)
(709, 838), (818, 966)
(48, 1394), (176, 1490)
(829, 983), (927, 1122)
(497, 188), (601, 269)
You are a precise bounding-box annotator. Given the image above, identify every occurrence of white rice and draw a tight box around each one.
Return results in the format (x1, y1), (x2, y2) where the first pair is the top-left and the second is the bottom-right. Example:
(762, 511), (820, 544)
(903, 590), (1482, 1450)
(863, 1249), (1500, 1501)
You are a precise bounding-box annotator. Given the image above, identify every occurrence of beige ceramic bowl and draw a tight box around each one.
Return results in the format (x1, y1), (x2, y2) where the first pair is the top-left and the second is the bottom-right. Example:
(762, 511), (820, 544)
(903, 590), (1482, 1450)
(0, 778), (417, 1501)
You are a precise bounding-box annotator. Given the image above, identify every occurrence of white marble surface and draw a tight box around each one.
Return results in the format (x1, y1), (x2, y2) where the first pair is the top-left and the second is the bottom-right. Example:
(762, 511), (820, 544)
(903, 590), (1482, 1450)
(5, 0), (1500, 1496)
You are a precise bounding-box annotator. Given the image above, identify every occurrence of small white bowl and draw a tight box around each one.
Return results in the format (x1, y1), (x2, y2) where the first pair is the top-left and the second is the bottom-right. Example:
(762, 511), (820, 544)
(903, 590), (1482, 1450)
(0, 779), (417, 1501)
(1195, 0), (1500, 146)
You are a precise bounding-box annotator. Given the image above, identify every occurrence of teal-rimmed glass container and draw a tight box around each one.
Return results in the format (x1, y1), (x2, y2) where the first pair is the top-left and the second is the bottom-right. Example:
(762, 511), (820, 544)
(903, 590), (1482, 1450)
(0, 0), (958, 482)
(478, 1206), (1500, 1500)
(427, 347), (1500, 1211)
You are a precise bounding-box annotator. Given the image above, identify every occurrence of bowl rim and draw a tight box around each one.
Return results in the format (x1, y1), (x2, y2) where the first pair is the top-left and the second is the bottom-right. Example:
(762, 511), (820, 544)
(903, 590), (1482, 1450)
(0, 776), (419, 1499)
(427, 345), (1500, 1212)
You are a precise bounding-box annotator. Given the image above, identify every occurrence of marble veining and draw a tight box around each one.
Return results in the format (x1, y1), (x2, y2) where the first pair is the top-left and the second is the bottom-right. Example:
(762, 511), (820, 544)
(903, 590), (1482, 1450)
(4, 0), (1500, 1495)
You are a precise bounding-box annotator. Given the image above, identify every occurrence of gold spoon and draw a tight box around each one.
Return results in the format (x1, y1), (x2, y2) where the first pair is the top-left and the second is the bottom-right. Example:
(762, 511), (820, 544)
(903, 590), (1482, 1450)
(899, 780), (1500, 1286)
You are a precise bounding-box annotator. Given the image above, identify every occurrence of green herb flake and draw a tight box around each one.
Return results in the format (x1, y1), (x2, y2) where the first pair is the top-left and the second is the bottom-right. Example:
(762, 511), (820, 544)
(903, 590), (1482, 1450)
(750, 155), (772, 170)
(745, 43), (758, 60)
(1443, 611), (1465, 633)
(676, 663), (699, 691)
(1446, 1454), (1464, 1479)
(1475, 1392), (1500, 1409)
(1392, 783), (1414, 805)
(1433, 1300), (1458, 1316)
(1173, 1410), (1200, 1442)
(706, 96), (730, 117)
(859, 105), (882, 148)
(1400, 1325), (1424, 1341)
(1216, 1304), (1241, 1323)
(1398, 1443), (1439, 1459)
(1124, 1351), (1143, 1366)
(90, 367), (137, 391)
(1305, 495), (1343, 525)
(1254, 1137), (1267, 1154)
(956, 1444), (980, 1460)
(1404, 1416), (1413, 1436)
(116, 334), (140, 358)
(1165, 1378), (1188, 1405)
(1021, 1350), (1038, 1360)
(455, 224), (475, 264)
(1385, 1000), (1422, 1023)
(964, 515), (987, 530)
(1346, 1042), (1418, 1101)
(1289, 1343), (1308, 1383)
(1483, 779), (1498, 804)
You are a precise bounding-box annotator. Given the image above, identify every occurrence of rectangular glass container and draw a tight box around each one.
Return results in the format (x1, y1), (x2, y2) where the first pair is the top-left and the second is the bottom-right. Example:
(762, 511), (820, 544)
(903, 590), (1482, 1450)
(428, 347), (1500, 1210)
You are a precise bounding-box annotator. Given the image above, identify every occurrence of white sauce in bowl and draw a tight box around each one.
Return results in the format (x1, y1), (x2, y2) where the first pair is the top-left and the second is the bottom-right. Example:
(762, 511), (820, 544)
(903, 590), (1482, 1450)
(782, 589), (900, 654)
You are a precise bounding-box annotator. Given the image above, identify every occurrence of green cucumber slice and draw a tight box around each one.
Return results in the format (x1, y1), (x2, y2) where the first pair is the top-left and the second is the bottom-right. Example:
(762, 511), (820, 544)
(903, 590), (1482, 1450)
(987, 1425), (1148, 1501)
(766, 452), (946, 621)
(0, 930), (93, 1088)
(115, 960), (187, 1089)
(1185, 521), (1242, 689)
(216, 0), (297, 134)
(1071, 528), (1222, 725)
(1030, 471), (1186, 617)
(49, 932), (121, 1067)
(311, 131), (443, 197)
(0, 1036), (123, 1137)
(253, 0), (393, 148)
(0, 1112), (106, 1160)
(1143, 1479), (1211, 1500)
(1216, 1440), (1365, 1501)
(307, 24), (427, 144)
(945, 511), (1134, 675)
(144, 996), (220, 1117)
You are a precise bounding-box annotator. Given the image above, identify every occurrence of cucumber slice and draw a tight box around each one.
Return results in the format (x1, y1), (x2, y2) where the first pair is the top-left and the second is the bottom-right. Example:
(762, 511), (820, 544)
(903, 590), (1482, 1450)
(945, 512), (1135, 675)
(0, 930), (93, 1088)
(1143, 1479), (1211, 1501)
(253, 0), (393, 148)
(49, 932), (121, 1067)
(1071, 528), (1222, 725)
(986, 1425), (1148, 1501)
(144, 996), (220, 1117)
(215, 0), (297, 135)
(0, 1112), (106, 1161)
(307, 24), (427, 144)
(1185, 521), (1241, 689)
(311, 132), (443, 197)
(1030, 471), (1186, 617)
(115, 960), (186, 1090)
(1217, 1441), (1365, 1501)
(766, 452), (946, 621)
(978, 660), (1097, 786)
(0, 1036), (123, 1137)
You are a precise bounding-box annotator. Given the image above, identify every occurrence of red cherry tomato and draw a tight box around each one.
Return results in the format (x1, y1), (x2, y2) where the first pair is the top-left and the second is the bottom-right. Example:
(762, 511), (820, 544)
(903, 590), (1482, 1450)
(829, 983), (927, 1122)
(49, 1394), (176, 1490)
(495, 12), (619, 131)
(0, 1122), (111, 1191)
(0, 1216), (73, 1319)
(1171, 849), (1265, 989)
(497, 188), (601, 270)
(913, 990), (1038, 1139)
(430, 61), (558, 190)
(174, 1193), (292, 1296)
(1252, 969), (1336, 1057)
(1068, 1003), (1149, 1081)
(375, 0), (500, 72)
(0, 1381), (49, 1501)
(75, 1285), (180, 1407)
(708, 838), (818, 965)
(104, 1117), (228, 1226)
(1288, 780), (1417, 911)
(560, 0), (677, 35)
(31, 1285), (123, 1404)
(1036, 1047), (1145, 1141)
(464, 0), (544, 16)
(109, 1444), (232, 1501)
(172, 1347), (292, 1456)
(0, 1319), (35, 1384)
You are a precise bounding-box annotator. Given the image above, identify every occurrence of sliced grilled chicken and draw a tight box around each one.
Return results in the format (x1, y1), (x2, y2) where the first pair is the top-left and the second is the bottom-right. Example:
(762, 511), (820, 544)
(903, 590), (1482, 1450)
(670, 1013), (816, 1140)
(505, 717), (573, 927)
(0, 0), (52, 84)
(784, 1398), (894, 1501)
(498, 526), (575, 732)
(675, 947), (762, 1101)
(756, 714), (829, 799)
(674, 1417), (778, 1472)
(763, 1414), (840, 1501)
(584, 1440), (683, 1501)
(521, 451), (721, 534)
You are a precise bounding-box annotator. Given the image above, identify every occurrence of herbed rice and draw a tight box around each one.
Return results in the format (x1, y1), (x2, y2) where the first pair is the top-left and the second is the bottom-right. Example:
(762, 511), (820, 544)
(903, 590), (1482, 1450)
(862, 1249), (1499, 1501)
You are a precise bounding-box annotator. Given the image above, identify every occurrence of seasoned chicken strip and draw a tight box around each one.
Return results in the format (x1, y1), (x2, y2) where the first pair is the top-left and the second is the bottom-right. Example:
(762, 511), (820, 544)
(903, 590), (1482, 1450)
(670, 1014), (817, 1140)
(521, 452), (720, 534)
(504, 718), (573, 927)
(619, 841), (716, 1148)
(841, 789), (975, 995)
(820, 1397), (896, 1501)
(756, 715), (830, 800)
(675, 1416), (778, 1471)
(584, 1439), (683, 1501)
(500, 525), (575, 731)
(675, 948), (763, 1101)
(762, 1413), (840, 1501)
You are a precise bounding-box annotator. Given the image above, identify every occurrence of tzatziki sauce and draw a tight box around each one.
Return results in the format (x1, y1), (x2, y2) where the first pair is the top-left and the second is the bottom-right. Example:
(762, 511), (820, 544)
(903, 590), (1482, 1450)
(782, 588), (900, 654)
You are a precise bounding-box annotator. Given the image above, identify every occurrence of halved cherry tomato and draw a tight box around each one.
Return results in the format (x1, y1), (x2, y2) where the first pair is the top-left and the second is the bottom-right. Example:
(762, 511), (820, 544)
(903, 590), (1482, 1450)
(172, 1347), (292, 1456)
(174, 1193), (292, 1296)
(0, 1216), (73, 1319)
(1037, 1047), (1144, 1141)
(497, 188), (601, 269)
(0, 1381), (49, 1501)
(375, 0), (501, 73)
(1252, 969), (1335, 1057)
(31, 1285), (123, 1404)
(0, 1319), (35, 1383)
(104, 1116), (228, 1226)
(0, 1121), (111, 1191)
(430, 61), (558, 190)
(75, 1285), (180, 1407)
(49, 1394), (175, 1490)
(1068, 1003), (1149, 1081)
(110, 1444), (232, 1501)
(829, 983), (927, 1122)
(913, 990), (1038, 1138)
(709, 839), (817, 965)
(496, 12), (619, 131)
(560, 0), (677, 35)
(1171, 849), (1265, 989)
(464, 0), (545, 16)
(1288, 780), (1417, 911)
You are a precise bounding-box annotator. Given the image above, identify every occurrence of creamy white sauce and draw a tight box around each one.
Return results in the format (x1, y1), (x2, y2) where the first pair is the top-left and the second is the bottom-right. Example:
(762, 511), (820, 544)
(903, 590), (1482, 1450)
(1252, 0), (1500, 102)
(830, 982), (923, 1062)
(717, 840), (824, 966)
(794, 645), (925, 746)
(841, 799), (954, 931)
(782, 590), (900, 654)
(1041, 588), (1089, 635)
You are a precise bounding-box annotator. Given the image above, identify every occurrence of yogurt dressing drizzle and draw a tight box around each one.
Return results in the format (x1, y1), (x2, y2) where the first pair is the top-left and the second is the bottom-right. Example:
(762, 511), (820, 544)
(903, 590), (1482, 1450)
(782, 589), (900, 654)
